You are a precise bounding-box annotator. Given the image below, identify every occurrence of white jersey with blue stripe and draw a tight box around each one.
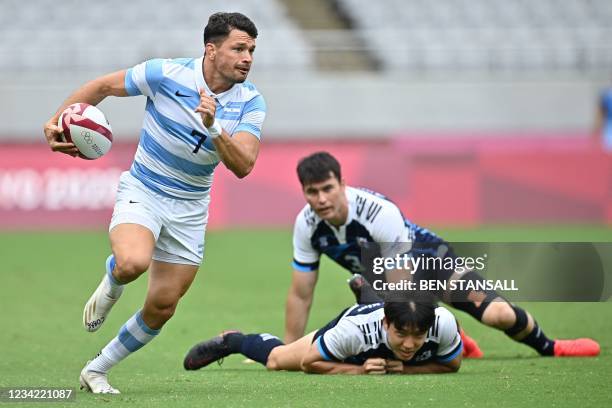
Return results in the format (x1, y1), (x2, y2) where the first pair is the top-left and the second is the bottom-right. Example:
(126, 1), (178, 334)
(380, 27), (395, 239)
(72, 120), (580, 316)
(316, 303), (462, 365)
(292, 186), (447, 274)
(124, 57), (266, 200)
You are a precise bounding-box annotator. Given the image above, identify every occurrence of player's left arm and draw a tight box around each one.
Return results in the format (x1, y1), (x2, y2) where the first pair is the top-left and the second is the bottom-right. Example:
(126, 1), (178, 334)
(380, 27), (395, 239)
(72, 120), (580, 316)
(395, 354), (462, 374)
(211, 130), (259, 179)
(196, 92), (265, 178)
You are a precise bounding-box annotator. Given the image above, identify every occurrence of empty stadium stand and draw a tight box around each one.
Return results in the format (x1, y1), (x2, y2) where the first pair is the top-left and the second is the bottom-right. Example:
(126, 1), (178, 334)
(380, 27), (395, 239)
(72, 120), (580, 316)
(0, 0), (315, 72)
(0, 1), (606, 139)
(335, 0), (612, 73)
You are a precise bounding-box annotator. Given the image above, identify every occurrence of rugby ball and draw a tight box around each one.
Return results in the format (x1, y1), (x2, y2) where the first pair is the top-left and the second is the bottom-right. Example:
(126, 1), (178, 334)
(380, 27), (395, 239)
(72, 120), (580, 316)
(58, 103), (113, 160)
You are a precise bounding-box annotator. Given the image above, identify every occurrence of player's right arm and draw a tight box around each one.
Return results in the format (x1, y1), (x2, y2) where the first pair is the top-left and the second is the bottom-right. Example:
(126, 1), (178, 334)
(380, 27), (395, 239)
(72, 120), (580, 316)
(300, 329), (386, 375)
(301, 313), (384, 374)
(44, 70), (129, 156)
(284, 269), (318, 343)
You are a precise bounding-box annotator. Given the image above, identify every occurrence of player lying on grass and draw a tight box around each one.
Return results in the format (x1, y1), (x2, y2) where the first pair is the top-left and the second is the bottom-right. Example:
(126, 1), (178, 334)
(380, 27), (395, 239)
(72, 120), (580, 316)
(184, 299), (462, 374)
(284, 152), (600, 358)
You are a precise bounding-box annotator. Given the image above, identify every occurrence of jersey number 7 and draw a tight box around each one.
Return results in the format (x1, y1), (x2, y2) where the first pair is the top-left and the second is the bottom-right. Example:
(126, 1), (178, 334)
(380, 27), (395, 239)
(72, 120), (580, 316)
(191, 129), (208, 154)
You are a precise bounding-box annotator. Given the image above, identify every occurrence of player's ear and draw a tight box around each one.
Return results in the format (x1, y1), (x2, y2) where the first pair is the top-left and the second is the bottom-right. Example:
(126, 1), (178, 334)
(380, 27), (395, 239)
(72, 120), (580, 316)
(382, 317), (389, 330)
(205, 43), (216, 60)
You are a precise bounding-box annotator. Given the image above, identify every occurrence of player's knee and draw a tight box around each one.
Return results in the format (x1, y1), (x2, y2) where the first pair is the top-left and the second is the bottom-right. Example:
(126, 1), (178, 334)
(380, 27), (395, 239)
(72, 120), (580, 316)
(114, 254), (150, 281)
(481, 301), (516, 330)
(152, 306), (176, 325)
(265, 348), (282, 371)
(265, 357), (279, 371)
(147, 299), (178, 324)
(157, 307), (176, 323)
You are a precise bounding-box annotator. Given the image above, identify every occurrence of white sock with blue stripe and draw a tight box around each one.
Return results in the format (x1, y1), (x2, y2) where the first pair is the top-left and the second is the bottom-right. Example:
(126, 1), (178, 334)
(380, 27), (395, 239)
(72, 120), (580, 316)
(86, 310), (160, 373)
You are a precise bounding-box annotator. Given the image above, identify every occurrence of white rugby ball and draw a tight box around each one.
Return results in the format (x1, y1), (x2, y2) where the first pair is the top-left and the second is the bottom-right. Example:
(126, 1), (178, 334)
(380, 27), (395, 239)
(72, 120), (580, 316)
(58, 103), (113, 160)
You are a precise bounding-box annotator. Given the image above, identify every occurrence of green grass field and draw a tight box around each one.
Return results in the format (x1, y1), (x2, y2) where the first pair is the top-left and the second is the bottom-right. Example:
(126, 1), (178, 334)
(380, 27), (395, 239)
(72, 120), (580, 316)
(1, 226), (611, 407)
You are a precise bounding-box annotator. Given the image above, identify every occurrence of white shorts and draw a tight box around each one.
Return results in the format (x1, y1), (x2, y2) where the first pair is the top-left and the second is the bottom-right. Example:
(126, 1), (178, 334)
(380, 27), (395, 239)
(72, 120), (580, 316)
(109, 171), (209, 266)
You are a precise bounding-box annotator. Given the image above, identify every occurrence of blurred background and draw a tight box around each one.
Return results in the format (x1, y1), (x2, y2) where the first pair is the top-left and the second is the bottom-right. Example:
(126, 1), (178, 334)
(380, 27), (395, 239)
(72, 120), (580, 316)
(1, 0), (611, 230)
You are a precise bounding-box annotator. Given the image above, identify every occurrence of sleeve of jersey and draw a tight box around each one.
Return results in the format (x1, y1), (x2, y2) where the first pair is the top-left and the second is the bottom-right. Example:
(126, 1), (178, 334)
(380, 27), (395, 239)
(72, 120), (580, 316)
(435, 309), (463, 363)
(371, 203), (412, 259)
(234, 95), (266, 139)
(291, 213), (320, 272)
(124, 59), (165, 98)
(316, 320), (361, 362)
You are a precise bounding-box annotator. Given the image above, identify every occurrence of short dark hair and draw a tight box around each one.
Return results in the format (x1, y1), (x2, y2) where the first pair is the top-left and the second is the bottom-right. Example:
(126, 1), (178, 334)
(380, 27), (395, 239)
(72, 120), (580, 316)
(297, 152), (342, 186)
(384, 300), (437, 333)
(203, 12), (258, 45)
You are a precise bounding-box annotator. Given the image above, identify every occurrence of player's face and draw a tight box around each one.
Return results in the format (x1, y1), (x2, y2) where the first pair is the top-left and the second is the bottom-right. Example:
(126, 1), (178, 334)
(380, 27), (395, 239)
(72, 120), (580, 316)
(210, 29), (256, 84)
(302, 174), (347, 225)
(384, 321), (428, 361)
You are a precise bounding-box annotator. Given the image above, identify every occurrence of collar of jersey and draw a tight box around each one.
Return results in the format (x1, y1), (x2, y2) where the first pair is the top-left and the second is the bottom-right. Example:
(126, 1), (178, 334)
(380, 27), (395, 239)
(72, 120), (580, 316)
(323, 214), (353, 234)
(194, 56), (239, 108)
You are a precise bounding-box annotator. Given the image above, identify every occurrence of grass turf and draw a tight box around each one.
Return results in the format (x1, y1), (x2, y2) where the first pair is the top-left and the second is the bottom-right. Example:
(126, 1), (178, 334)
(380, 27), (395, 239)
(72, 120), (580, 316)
(0, 226), (611, 407)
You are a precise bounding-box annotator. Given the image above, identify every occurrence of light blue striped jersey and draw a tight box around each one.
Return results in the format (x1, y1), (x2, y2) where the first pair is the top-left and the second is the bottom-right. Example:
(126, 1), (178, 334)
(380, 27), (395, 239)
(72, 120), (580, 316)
(124, 57), (266, 200)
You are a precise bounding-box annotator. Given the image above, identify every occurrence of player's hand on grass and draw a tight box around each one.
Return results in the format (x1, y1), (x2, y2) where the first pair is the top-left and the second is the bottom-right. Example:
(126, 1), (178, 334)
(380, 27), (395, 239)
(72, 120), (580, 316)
(384, 360), (404, 374)
(362, 358), (387, 375)
(195, 90), (216, 128)
(44, 120), (78, 157)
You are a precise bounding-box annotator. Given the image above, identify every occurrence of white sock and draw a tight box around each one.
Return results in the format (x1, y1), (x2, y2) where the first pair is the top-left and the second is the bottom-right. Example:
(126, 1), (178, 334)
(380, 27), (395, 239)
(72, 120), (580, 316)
(87, 310), (160, 373)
